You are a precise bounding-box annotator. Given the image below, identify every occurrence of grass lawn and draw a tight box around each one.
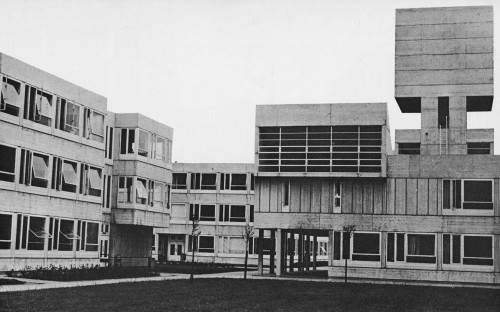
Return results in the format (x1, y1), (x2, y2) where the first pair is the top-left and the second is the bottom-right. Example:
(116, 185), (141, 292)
(155, 262), (254, 275)
(1, 278), (499, 312)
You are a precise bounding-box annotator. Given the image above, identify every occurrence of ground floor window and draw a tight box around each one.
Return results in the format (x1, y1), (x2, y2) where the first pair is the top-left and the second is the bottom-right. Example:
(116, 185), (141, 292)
(189, 235), (214, 253)
(443, 234), (493, 266)
(0, 214), (12, 249)
(16, 215), (50, 251)
(219, 236), (245, 254)
(77, 221), (99, 252)
(387, 233), (436, 264)
(333, 231), (380, 262)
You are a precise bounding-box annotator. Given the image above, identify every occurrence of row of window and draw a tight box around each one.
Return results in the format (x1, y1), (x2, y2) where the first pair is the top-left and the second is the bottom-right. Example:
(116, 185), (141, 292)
(188, 204), (254, 223)
(1, 75), (106, 143)
(0, 213), (99, 252)
(187, 235), (259, 254)
(119, 128), (172, 163)
(117, 176), (171, 208)
(333, 231), (494, 267)
(172, 172), (255, 191)
(398, 142), (491, 155)
(0, 144), (103, 198)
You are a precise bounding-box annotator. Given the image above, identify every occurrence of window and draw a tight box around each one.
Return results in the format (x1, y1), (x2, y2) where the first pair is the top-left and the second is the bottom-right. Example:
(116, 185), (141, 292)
(219, 205), (246, 222)
(16, 215), (50, 251)
(198, 236), (215, 253)
(136, 178), (148, 204)
(250, 205), (254, 223)
(398, 143), (420, 155)
(190, 204), (216, 222)
(0, 214), (12, 249)
(443, 179), (493, 210)
(105, 126), (114, 159)
(333, 231), (380, 262)
(149, 181), (166, 207)
(151, 135), (167, 162)
(283, 179), (290, 209)
(80, 164), (102, 197)
(100, 238), (109, 259)
(19, 150), (49, 188)
(151, 234), (156, 252)
(24, 86), (54, 127)
(1, 76), (21, 116)
(138, 129), (149, 157)
(118, 177), (133, 203)
(48, 218), (78, 251)
(173, 173), (187, 189)
(190, 173), (216, 190)
(467, 142), (490, 154)
(251, 174), (255, 191)
(83, 109), (105, 143)
(56, 98), (80, 135)
(77, 221), (99, 252)
(219, 236), (245, 254)
(0, 144), (16, 182)
(443, 234), (493, 266)
(104, 174), (112, 208)
(220, 173), (247, 191)
(438, 97), (449, 129)
(387, 233), (436, 264)
(51, 157), (78, 193)
(120, 128), (135, 154)
(334, 181), (341, 212)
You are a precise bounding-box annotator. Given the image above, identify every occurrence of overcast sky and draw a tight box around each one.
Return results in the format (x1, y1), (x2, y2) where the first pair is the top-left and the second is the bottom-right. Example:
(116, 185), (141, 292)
(2, 0), (498, 162)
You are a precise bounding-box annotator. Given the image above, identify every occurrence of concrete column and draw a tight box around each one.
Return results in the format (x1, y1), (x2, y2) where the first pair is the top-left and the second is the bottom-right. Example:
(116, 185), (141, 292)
(381, 232), (387, 269)
(270, 230), (275, 275)
(276, 229), (282, 276)
(258, 229), (264, 275)
(305, 235), (310, 271)
(437, 233), (443, 271)
(313, 235), (317, 270)
(448, 96), (467, 155)
(494, 235), (500, 273)
(290, 231), (295, 272)
(328, 230), (334, 266)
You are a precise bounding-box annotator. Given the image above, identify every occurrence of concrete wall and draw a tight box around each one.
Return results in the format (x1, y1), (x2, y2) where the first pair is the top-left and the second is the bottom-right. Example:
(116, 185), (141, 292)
(110, 224), (152, 267)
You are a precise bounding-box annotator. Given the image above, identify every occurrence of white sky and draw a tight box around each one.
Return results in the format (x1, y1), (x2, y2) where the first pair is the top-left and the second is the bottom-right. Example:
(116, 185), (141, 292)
(2, 0), (498, 162)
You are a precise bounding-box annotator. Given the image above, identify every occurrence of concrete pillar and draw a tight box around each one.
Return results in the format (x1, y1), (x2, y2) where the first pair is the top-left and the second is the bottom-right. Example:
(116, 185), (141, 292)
(449, 96), (467, 155)
(437, 233), (443, 271)
(313, 235), (317, 270)
(270, 230), (275, 275)
(381, 232), (387, 269)
(494, 235), (500, 273)
(328, 230), (334, 266)
(258, 229), (264, 275)
(276, 229), (282, 276)
(305, 235), (310, 271)
(298, 232), (303, 271)
(290, 231), (295, 272)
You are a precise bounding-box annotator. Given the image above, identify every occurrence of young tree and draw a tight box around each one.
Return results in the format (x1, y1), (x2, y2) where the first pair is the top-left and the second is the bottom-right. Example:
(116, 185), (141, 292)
(243, 224), (254, 280)
(189, 218), (200, 283)
(342, 225), (356, 283)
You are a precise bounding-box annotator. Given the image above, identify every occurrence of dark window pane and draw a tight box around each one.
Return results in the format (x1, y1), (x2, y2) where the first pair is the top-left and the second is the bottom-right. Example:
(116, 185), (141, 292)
(463, 180), (492, 202)
(387, 233), (394, 262)
(464, 236), (492, 258)
(443, 234), (450, 264)
(407, 234), (435, 256)
(353, 233), (379, 255)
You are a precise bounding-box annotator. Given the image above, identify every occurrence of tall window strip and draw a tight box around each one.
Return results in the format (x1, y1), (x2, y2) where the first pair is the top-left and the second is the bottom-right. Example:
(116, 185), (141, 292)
(258, 126), (382, 173)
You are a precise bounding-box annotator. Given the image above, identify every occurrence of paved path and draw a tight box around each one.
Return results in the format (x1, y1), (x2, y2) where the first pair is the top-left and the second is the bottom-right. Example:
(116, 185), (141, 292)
(2, 270), (500, 292)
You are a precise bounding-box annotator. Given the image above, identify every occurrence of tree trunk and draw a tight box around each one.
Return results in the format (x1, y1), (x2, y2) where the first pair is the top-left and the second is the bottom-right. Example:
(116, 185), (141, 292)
(244, 248), (249, 280)
(190, 237), (195, 283)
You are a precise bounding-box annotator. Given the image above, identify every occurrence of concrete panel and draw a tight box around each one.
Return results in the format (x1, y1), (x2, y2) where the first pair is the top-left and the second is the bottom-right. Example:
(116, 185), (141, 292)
(396, 53), (493, 71)
(467, 129), (494, 143)
(396, 38), (493, 56)
(259, 179), (270, 212)
(417, 179), (429, 215)
(290, 180), (301, 213)
(363, 181), (374, 214)
(395, 69), (493, 86)
(311, 180), (322, 213)
(320, 181), (330, 214)
(406, 179), (417, 215)
(428, 179), (438, 215)
(386, 179), (396, 215)
(300, 180), (311, 213)
(495, 179), (500, 217)
(395, 129), (420, 144)
(269, 179), (279, 213)
(396, 22), (493, 41)
(352, 181), (363, 214)
(373, 182), (383, 215)
(395, 179), (407, 215)
(396, 7), (493, 26)
(396, 84), (493, 97)
(342, 180), (353, 214)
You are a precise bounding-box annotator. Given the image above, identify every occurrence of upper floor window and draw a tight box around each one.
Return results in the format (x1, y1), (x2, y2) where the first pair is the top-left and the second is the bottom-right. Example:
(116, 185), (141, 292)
(189, 204), (216, 222)
(51, 157), (78, 193)
(220, 173), (247, 191)
(80, 164), (102, 197)
(138, 129), (149, 157)
(1, 76), (21, 117)
(398, 143), (420, 155)
(191, 173), (216, 190)
(136, 178), (148, 204)
(118, 176), (133, 203)
(0, 144), (16, 182)
(56, 98), (81, 135)
(438, 97), (449, 129)
(120, 128), (135, 154)
(443, 179), (493, 210)
(172, 173), (187, 190)
(83, 109), (105, 143)
(334, 181), (341, 213)
(24, 85), (54, 127)
(105, 126), (114, 160)
(467, 142), (490, 155)
(151, 134), (169, 162)
(219, 205), (246, 223)
(19, 150), (49, 188)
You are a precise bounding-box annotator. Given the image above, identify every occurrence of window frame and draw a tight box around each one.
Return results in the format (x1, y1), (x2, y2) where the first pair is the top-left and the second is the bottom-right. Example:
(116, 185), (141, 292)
(172, 173), (188, 190)
(0, 213), (13, 250)
(1, 75), (22, 117)
(190, 204), (216, 222)
(76, 220), (99, 252)
(118, 176), (134, 203)
(0, 143), (17, 183)
(442, 179), (494, 214)
(219, 204), (247, 223)
(333, 231), (381, 265)
(220, 173), (248, 191)
(443, 234), (494, 269)
(56, 97), (81, 136)
(16, 214), (51, 251)
(386, 232), (437, 266)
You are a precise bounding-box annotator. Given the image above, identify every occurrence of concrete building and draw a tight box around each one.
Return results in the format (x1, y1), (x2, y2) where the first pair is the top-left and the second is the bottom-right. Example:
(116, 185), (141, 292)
(0, 53), (173, 270)
(153, 163), (259, 265)
(254, 6), (500, 284)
